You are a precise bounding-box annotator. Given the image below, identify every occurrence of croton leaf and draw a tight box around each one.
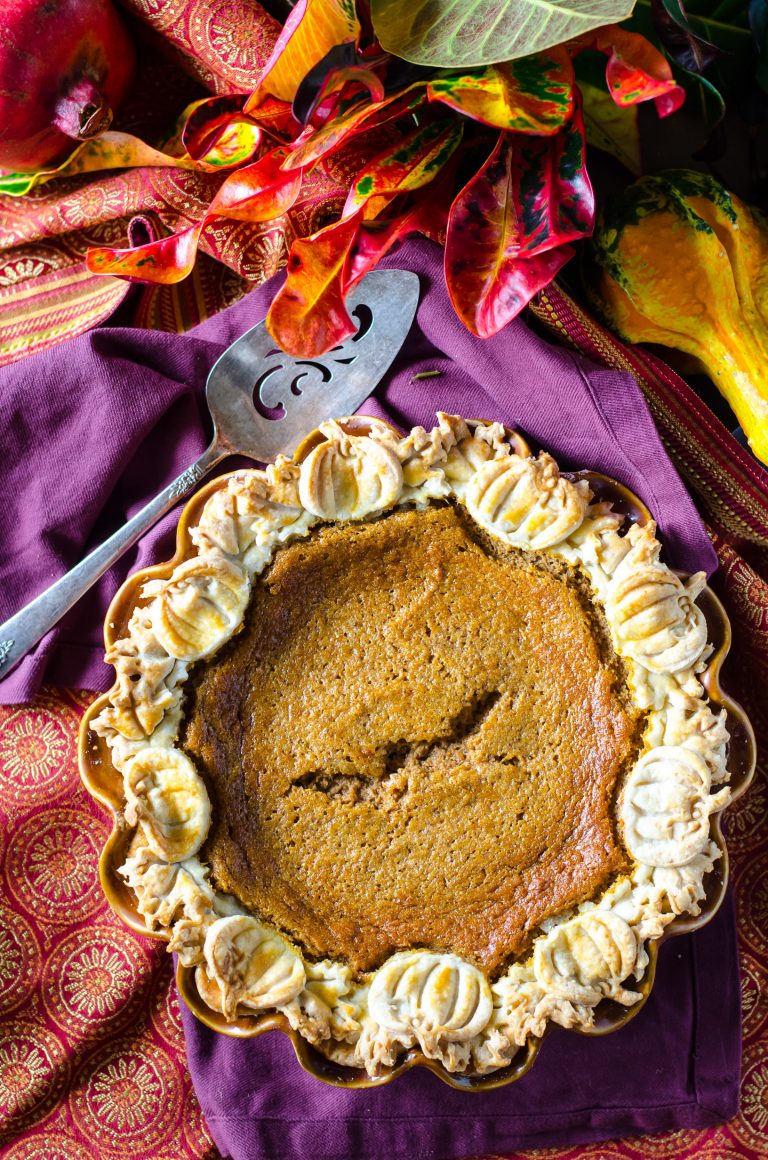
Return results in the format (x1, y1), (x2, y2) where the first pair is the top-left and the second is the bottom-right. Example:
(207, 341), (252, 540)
(305, 66), (386, 127)
(370, 0), (634, 67)
(182, 95), (259, 163)
(345, 165), (459, 284)
(426, 49), (574, 134)
(85, 148), (303, 283)
(208, 147), (303, 221)
(291, 41), (386, 126)
(266, 211), (364, 355)
(444, 122), (588, 338)
(343, 117), (464, 216)
(580, 24), (686, 115)
(281, 86), (425, 172)
(580, 80), (641, 174)
(448, 240), (574, 337)
(0, 124), (256, 199)
(87, 226), (204, 284)
(514, 96), (595, 256)
(444, 135), (524, 336)
(248, 0), (361, 105)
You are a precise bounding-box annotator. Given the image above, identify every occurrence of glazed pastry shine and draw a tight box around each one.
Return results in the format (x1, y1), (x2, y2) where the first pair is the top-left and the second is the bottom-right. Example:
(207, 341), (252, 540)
(92, 414), (730, 1077)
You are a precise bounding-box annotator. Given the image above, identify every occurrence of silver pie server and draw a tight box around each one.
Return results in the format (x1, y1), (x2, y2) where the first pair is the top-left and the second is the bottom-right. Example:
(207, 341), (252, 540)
(0, 269), (420, 677)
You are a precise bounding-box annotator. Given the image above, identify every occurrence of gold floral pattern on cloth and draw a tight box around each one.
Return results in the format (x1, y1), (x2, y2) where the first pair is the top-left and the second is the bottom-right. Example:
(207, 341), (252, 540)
(118, 0), (280, 95)
(0, 689), (220, 1158)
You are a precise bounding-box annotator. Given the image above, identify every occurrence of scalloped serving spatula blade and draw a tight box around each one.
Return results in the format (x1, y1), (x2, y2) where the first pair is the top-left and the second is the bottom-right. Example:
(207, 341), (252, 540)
(0, 268), (421, 677)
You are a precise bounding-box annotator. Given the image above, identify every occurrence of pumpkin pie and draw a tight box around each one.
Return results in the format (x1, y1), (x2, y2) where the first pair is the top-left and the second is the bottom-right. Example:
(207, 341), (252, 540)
(91, 414), (731, 1077)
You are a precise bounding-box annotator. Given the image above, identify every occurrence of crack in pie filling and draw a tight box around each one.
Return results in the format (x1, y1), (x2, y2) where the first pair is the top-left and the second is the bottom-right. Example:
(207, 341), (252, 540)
(93, 414), (732, 1077)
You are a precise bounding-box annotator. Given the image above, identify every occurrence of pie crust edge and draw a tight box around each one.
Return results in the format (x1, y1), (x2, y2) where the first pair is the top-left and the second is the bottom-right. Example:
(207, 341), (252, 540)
(86, 413), (735, 1078)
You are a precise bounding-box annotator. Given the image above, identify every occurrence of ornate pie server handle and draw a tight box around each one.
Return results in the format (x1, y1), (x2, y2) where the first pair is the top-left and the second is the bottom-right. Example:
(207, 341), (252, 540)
(0, 442), (226, 678)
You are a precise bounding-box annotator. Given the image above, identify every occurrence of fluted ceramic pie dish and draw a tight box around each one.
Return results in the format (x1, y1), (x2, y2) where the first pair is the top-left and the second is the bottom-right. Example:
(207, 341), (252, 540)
(79, 414), (755, 1090)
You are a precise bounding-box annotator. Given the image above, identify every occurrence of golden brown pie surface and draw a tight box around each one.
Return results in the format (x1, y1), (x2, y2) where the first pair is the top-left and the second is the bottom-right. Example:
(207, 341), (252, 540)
(182, 502), (642, 975)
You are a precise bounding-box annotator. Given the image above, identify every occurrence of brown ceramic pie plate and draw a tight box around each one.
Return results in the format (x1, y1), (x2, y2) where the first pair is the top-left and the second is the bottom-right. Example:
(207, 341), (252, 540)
(78, 419), (756, 1091)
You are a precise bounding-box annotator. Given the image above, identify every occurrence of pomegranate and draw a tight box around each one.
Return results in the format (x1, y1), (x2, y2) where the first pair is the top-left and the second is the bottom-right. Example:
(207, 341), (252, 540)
(0, 0), (135, 173)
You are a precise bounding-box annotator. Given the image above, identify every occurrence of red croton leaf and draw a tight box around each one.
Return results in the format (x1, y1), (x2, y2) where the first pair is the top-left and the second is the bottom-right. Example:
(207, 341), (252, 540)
(266, 211), (364, 356)
(281, 85), (426, 172)
(574, 24), (686, 117)
(308, 66), (387, 127)
(513, 93), (594, 256)
(86, 147), (304, 283)
(445, 135), (575, 337)
(444, 134), (523, 336)
(207, 146), (303, 221)
(444, 102), (593, 338)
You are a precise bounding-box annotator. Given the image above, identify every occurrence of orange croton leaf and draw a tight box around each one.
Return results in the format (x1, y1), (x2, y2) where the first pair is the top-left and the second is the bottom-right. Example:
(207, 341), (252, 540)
(85, 148), (305, 283)
(343, 117), (464, 217)
(247, 0), (361, 106)
(86, 225), (204, 285)
(266, 211), (364, 356)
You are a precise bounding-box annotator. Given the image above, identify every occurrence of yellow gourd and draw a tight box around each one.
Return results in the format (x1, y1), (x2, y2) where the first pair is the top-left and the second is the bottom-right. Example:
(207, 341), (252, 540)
(588, 170), (768, 464)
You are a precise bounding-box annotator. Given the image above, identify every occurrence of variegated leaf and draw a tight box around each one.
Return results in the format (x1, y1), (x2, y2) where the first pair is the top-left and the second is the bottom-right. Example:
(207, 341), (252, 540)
(266, 211), (363, 356)
(427, 49), (574, 134)
(343, 117), (463, 216)
(248, 0), (361, 104)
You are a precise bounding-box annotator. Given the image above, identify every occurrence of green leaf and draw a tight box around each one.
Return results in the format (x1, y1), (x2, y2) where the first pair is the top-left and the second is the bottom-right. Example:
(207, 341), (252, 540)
(369, 0), (635, 67)
(581, 80), (642, 173)
(0, 172), (40, 196)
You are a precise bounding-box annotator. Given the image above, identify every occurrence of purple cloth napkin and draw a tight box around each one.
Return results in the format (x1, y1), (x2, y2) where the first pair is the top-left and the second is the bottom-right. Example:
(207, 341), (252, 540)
(0, 239), (737, 1156)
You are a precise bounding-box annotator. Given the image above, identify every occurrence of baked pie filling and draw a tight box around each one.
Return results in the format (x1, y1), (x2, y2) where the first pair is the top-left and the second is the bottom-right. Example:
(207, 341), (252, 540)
(183, 504), (639, 974)
(93, 414), (731, 1077)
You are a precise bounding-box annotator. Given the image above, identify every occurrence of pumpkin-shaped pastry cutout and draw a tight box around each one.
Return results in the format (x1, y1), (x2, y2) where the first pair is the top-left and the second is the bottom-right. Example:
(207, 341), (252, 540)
(534, 911), (639, 1005)
(606, 528), (708, 673)
(151, 554), (249, 661)
(298, 434), (403, 520)
(621, 746), (730, 867)
(368, 951), (492, 1044)
(203, 915), (306, 1020)
(439, 415), (508, 490)
(124, 748), (211, 862)
(465, 454), (590, 549)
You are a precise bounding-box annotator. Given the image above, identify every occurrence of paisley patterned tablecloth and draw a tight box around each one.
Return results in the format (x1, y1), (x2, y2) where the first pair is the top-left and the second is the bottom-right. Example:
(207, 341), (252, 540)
(0, 682), (765, 1159)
